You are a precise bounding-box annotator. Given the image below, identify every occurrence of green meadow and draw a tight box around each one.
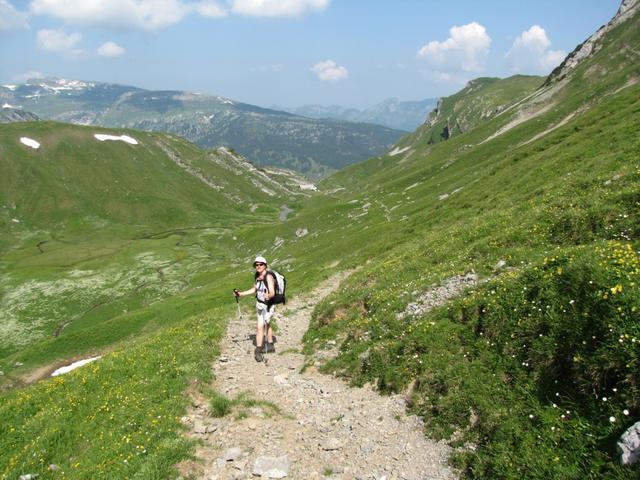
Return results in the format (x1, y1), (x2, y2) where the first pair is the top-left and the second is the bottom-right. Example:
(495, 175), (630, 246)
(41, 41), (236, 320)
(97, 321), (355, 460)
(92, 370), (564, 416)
(1, 9), (640, 480)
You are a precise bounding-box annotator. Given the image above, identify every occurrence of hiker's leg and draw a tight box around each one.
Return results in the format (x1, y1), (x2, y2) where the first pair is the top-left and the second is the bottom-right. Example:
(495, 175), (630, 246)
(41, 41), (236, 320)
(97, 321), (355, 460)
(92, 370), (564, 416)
(253, 308), (266, 362)
(256, 308), (266, 348)
(256, 323), (264, 348)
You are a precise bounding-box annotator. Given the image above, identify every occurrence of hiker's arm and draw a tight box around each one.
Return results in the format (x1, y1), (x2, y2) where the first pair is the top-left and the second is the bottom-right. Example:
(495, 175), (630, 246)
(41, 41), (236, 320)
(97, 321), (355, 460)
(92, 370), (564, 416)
(265, 274), (275, 301)
(235, 286), (256, 297)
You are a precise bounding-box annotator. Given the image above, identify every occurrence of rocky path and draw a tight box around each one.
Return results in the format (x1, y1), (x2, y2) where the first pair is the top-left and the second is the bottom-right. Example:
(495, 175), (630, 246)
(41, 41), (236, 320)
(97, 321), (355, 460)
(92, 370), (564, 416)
(180, 273), (456, 480)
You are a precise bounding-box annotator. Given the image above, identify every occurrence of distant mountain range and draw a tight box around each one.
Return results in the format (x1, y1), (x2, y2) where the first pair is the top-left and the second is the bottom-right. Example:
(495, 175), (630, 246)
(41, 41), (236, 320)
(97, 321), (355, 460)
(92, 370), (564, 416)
(276, 97), (438, 132)
(0, 80), (405, 179)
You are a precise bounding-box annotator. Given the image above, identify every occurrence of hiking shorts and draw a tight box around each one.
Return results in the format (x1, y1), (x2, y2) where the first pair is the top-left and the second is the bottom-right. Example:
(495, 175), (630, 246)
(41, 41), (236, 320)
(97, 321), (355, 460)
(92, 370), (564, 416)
(256, 303), (274, 328)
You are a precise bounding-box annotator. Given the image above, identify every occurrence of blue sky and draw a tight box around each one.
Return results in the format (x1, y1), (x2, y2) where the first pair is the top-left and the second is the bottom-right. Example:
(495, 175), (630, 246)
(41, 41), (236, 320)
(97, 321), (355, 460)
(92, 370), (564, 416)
(0, 0), (620, 109)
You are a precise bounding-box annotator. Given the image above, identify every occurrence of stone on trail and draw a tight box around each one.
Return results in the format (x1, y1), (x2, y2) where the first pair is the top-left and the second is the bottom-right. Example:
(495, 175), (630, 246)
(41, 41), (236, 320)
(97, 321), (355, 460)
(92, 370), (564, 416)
(274, 374), (289, 385)
(252, 455), (290, 478)
(233, 459), (247, 470)
(194, 420), (217, 434)
(322, 437), (343, 451)
(223, 447), (243, 462)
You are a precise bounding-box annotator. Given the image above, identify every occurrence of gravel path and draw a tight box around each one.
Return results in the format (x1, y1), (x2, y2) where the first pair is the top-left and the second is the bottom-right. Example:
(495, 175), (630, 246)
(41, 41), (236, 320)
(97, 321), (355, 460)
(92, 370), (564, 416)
(179, 273), (456, 480)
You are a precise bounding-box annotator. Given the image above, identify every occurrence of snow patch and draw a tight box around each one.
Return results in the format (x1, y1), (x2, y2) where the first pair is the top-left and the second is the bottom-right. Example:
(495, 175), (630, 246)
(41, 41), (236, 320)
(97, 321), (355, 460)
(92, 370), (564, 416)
(299, 183), (317, 191)
(94, 134), (138, 145)
(389, 146), (411, 156)
(3, 103), (19, 109)
(51, 356), (101, 377)
(37, 79), (94, 93)
(2, 84), (17, 91)
(20, 137), (40, 149)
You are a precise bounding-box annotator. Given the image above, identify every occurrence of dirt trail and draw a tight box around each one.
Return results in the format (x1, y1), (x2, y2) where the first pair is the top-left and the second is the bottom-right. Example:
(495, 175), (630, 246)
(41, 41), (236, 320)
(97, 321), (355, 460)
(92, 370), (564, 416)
(180, 273), (456, 480)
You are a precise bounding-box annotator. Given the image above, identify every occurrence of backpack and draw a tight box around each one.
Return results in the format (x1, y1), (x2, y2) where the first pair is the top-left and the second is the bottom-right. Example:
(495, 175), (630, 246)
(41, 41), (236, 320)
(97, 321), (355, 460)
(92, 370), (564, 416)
(256, 269), (286, 305)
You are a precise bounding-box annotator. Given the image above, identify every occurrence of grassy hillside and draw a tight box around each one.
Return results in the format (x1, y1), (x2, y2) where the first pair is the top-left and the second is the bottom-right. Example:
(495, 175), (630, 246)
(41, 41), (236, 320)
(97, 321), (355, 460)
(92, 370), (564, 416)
(0, 122), (297, 232)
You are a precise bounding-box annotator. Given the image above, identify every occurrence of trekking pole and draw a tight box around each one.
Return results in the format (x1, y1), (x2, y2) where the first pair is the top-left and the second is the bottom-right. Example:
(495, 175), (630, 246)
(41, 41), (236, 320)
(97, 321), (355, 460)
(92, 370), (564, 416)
(233, 289), (242, 320)
(263, 320), (269, 366)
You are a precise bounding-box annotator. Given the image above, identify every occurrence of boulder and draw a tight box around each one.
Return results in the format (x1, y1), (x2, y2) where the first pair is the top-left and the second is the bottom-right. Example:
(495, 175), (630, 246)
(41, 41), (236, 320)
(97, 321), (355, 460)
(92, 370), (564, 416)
(618, 421), (640, 465)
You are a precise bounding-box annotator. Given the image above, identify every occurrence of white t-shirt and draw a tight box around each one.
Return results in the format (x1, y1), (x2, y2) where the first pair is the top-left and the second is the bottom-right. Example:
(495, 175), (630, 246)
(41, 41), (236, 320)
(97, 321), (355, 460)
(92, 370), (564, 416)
(255, 275), (270, 304)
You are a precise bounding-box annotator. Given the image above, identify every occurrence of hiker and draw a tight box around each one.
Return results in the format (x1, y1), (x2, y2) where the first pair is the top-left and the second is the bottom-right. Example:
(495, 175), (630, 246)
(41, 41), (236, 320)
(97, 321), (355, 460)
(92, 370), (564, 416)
(234, 256), (276, 362)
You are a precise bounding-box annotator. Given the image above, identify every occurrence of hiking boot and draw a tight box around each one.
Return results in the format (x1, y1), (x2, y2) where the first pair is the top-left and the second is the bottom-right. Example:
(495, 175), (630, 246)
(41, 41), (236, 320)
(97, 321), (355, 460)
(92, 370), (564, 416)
(254, 347), (264, 362)
(266, 343), (276, 353)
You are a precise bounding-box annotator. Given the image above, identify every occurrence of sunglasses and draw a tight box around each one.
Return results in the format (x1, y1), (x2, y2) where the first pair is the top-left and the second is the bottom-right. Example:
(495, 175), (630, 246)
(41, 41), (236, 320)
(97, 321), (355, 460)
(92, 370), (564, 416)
(254, 262), (266, 267)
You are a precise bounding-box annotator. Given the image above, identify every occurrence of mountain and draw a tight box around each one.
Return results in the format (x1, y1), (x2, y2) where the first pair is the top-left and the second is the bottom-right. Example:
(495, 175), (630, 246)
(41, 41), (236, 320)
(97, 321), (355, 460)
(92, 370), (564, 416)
(278, 97), (438, 131)
(0, 80), (404, 179)
(1, 1), (639, 479)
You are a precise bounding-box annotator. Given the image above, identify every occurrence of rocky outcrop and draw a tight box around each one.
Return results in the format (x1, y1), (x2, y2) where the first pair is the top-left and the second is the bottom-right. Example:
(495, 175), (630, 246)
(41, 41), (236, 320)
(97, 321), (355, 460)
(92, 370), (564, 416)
(0, 107), (39, 124)
(617, 421), (640, 466)
(425, 98), (444, 127)
(545, 0), (640, 85)
(397, 273), (479, 320)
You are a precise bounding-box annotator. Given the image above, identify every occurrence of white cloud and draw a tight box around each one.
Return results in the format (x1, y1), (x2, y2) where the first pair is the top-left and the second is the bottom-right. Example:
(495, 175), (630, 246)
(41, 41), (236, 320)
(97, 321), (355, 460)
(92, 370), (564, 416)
(194, 0), (227, 17)
(26, 0), (327, 29)
(417, 22), (492, 73)
(311, 60), (348, 82)
(0, 0), (28, 31)
(37, 28), (82, 53)
(28, 0), (329, 28)
(232, 0), (329, 17)
(506, 25), (566, 73)
(29, 0), (191, 30)
(97, 41), (125, 57)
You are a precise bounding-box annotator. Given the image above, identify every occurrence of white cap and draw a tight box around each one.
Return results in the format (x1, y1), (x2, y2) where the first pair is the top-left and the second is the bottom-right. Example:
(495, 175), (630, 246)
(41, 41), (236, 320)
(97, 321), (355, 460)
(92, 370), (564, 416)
(254, 256), (267, 265)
